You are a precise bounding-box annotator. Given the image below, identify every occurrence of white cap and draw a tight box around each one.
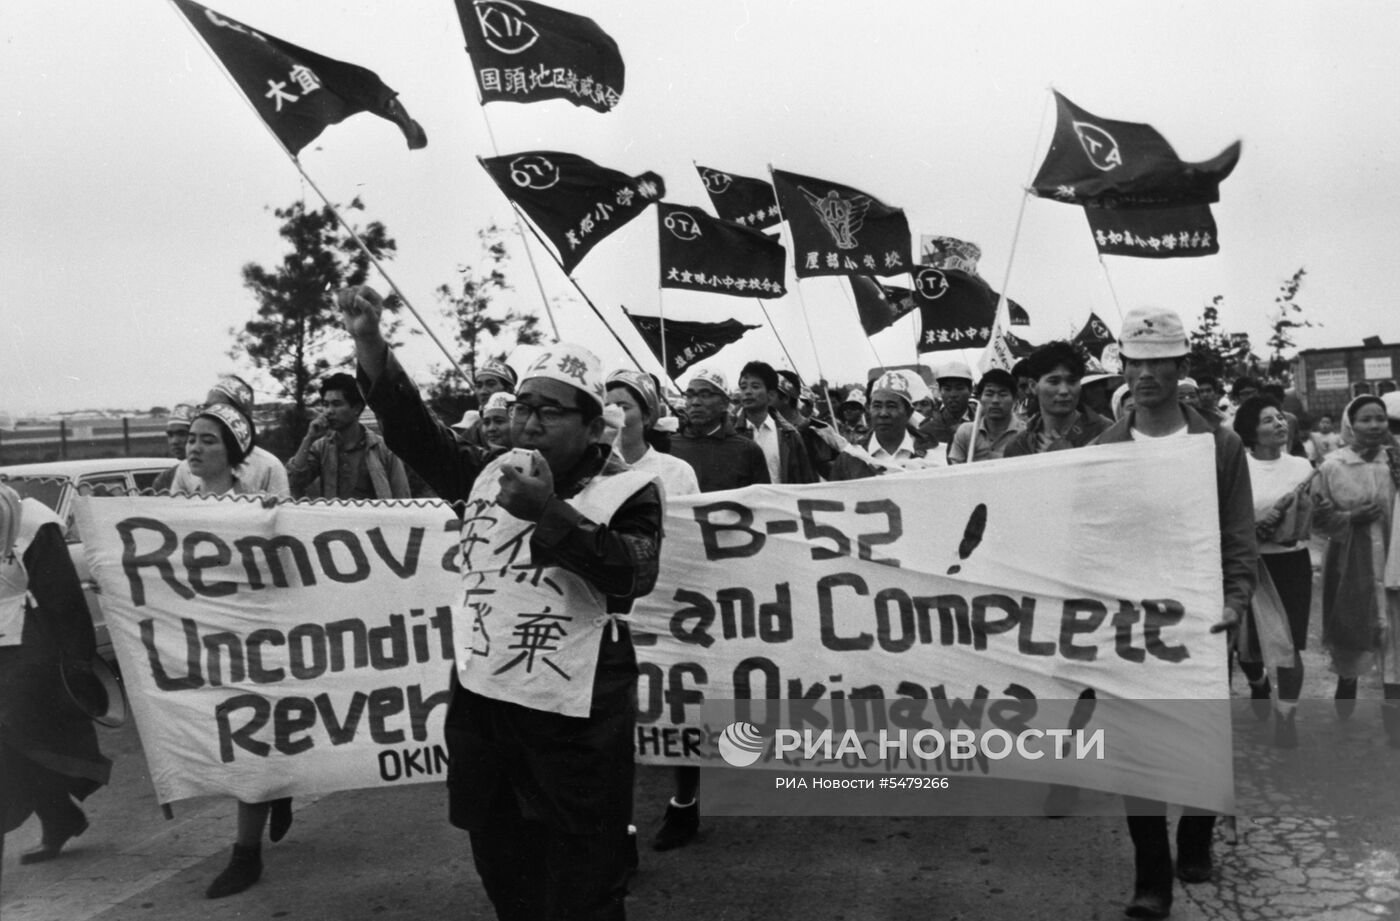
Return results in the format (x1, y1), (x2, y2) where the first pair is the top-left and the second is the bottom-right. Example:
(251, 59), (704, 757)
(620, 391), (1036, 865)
(935, 360), (974, 384)
(521, 343), (605, 411)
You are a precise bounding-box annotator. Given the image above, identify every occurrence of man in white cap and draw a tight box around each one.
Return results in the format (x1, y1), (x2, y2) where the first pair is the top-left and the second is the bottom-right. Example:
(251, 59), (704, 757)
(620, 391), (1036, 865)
(1092, 306), (1256, 919)
(836, 387), (870, 442)
(670, 368), (770, 492)
(830, 371), (941, 479)
(920, 359), (976, 447)
(151, 403), (196, 493)
(337, 285), (663, 921)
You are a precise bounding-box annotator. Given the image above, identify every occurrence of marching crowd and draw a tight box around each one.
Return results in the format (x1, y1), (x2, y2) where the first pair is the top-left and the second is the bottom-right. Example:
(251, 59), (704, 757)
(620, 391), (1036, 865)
(3, 290), (1399, 920)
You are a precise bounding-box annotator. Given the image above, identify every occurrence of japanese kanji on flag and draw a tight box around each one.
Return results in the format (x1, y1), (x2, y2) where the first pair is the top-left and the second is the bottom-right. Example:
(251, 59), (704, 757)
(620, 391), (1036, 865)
(621, 309), (759, 378)
(456, 0), (625, 113)
(657, 203), (787, 299)
(912, 237), (998, 352)
(1031, 91), (1240, 207)
(694, 165), (781, 230)
(770, 168), (912, 278)
(479, 152), (664, 273)
(1084, 202), (1220, 258)
(849, 275), (917, 337)
(174, 0), (427, 155)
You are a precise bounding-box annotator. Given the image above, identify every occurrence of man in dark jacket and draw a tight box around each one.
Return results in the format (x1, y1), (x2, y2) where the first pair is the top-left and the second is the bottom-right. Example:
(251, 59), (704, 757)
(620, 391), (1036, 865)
(671, 369), (771, 492)
(1092, 306), (1256, 920)
(733, 361), (817, 484)
(338, 285), (662, 921)
(773, 369), (844, 480)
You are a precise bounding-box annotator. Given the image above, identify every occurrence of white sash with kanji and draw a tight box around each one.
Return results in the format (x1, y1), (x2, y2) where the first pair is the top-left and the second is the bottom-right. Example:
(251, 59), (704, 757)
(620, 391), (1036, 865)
(453, 457), (656, 717)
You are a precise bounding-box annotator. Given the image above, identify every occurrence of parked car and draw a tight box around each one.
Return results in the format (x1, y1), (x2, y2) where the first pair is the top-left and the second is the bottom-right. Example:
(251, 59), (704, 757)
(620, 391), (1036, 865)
(0, 457), (177, 661)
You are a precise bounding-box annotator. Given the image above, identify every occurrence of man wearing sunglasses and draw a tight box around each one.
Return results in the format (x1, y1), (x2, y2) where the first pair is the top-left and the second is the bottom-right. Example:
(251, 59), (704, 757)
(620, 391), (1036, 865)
(338, 286), (662, 921)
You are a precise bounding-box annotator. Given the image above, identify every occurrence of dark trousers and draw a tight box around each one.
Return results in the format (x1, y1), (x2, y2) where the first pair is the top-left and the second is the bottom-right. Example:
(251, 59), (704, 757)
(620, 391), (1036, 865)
(1124, 796), (1215, 893)
(468, 791), (628, 921)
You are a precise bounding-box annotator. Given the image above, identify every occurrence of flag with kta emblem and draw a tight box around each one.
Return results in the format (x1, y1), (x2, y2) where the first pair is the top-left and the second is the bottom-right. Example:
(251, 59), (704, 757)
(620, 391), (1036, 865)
(621, 309), (759, 378)
(770, 169), (912, 278)
(657, 203), (786, 299)
(694, 165), (780, 230)
(456, 0), (624, 113)
(174, 0), (426, 155)
(1031, 91), (1239, 208)
(479, 152), (664, 273)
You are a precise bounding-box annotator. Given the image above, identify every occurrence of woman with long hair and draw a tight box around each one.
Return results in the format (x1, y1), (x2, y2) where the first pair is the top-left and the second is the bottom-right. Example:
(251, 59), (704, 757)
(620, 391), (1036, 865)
(1313, 394), (1400, 744)
(181, 403), (296, 897)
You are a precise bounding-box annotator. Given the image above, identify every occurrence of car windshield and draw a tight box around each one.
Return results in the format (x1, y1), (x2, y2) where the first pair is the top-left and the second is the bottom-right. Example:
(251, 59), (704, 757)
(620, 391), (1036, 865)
(2, 476), (66, 512)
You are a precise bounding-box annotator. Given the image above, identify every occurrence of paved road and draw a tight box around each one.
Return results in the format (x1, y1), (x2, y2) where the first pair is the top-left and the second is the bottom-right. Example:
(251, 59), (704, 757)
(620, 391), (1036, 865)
(5, 539), (1400, 920)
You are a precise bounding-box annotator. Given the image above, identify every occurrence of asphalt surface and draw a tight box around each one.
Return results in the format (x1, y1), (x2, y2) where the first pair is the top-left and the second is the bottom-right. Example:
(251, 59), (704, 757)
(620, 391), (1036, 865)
(5, 538), (1400, 921)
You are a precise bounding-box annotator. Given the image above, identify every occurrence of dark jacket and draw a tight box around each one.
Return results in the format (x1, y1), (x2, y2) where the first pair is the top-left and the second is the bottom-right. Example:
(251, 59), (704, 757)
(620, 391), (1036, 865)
(734, 410), (818, 484)
(1003, 409), (1112, 458)
(1093, 405), (1258, 615)
(671, 418), (771, 492)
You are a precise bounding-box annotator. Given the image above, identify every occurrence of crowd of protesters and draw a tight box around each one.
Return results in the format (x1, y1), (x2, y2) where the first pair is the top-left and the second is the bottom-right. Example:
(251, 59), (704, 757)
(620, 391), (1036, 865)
(5, 293), (1400, 921)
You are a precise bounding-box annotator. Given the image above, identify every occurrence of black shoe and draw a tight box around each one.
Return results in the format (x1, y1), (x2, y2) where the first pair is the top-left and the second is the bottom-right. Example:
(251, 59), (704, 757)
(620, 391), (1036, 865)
(1336, 677), (1358, 720)
(19, 812), (89, 864)
(651, 802), (699, 852)
(206, 844), (263, 899)
(269, 797), (293, 843)
(1274, 710), (1298, 748)
(1176, 850), (1213, 884)
(1124, 888), (1172, 919)
(1249, 677), (1272, 721)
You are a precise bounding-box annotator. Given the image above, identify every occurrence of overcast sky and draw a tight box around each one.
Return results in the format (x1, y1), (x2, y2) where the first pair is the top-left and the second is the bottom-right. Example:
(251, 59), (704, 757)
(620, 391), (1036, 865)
(3, 1), (1398, 414)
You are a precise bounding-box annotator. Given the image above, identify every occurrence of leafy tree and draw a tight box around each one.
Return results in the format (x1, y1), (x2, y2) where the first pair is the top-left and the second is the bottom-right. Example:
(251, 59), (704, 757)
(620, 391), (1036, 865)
(1264, 267), (1315, 379)
(1188, 296), (1257, 381)
(425, 225), (547, 420)
(232, 197), (401, 440)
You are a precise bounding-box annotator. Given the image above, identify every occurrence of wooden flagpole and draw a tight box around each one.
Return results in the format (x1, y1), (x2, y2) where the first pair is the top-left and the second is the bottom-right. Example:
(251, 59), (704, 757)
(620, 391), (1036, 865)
(169, 1), (466, 379)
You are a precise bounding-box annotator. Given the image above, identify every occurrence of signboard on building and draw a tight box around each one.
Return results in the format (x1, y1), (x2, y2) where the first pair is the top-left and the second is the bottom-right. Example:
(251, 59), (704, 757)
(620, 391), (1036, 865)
(1315, 368), (1349, 391)
(1365, 357), (1394, 381)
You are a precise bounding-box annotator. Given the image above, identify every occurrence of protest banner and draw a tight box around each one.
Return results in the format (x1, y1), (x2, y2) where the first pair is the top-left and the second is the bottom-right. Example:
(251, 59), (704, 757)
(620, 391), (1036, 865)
(75, 495), (462, 805)
(627, 437), (1234, 813)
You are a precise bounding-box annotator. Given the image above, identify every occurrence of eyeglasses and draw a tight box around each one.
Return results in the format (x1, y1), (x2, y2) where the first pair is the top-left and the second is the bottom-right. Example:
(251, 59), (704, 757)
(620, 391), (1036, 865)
(507, 402), (583, 426)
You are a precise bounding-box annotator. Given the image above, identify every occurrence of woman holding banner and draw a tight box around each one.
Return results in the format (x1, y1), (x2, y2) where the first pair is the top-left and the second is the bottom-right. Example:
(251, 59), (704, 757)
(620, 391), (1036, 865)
(1313, 395), (1400, 744)
(1233, 396), (1315, 747)
(605, 369), (702, 862)
(180, 403), (296, 898)
(0, 484), (112, 881)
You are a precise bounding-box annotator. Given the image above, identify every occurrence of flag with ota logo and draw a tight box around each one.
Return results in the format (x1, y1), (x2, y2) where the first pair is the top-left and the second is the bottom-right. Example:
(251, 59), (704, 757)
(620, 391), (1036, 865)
(694, 165), (781, 230)
(479, 152), (663, 272)
(1031, 91), (1239, 208)
(770, 169), (912, 278)
(456, 0), (624, 113)
(174, 0), (427, 155)
(622, 309), (759, 377)
(657, 203), (787, 298)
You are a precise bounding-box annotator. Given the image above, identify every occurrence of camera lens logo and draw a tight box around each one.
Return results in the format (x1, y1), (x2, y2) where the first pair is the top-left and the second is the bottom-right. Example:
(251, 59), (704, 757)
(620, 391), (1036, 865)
(718, 721), (768, 767)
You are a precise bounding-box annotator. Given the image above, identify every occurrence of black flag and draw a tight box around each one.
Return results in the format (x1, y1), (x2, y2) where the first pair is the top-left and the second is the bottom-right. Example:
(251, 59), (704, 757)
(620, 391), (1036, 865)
(1008, 300), (1030, 326)
(622, 310), (758, 377)
(694, 165), (780, 230)
(658, 203), (786, 298)
(1083, 203), (1220, 258)
(480, 152), (663, 273)
(456, 0), (624, 113)
(912, 266), (998, 351)
(1073, 312), (1117, 358)
(1032, 91), (1240, 207)
(770, 169), (912, 278)
(849, 276), (916, 336)
(174, 0), (426, 155)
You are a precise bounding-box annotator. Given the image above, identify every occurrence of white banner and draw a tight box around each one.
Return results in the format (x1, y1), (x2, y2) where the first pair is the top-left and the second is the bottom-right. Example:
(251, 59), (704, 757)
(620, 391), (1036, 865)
(77, 437), (1233, 811)
(76, 496), (462, 804)
(627, 437), (1234, 812)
